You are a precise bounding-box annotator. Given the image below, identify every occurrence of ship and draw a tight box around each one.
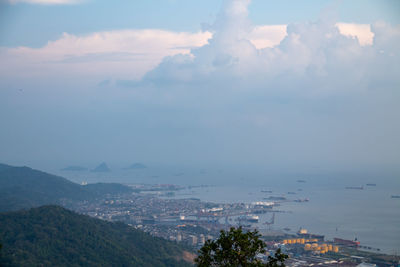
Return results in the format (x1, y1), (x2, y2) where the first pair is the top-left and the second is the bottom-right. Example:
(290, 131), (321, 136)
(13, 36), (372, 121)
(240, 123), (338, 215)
(294, 198), (309, 202)
(261, 190), (273, 193)
(239, 215), (259, 223)
(366, 183), (376, 186)
(264, 196), (286, 201)
(391, 195), (400, 198)
(345, 186), (364, 190)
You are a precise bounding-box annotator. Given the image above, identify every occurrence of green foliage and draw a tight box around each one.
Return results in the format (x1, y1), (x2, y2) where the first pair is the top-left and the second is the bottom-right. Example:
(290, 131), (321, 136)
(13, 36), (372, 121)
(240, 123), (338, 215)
(265, 249), (288, 267)
(0, 165), (92, 211)
(195, 227), (287, 267)
(0, 206), (192, 267)
(0, 164), (133, 212)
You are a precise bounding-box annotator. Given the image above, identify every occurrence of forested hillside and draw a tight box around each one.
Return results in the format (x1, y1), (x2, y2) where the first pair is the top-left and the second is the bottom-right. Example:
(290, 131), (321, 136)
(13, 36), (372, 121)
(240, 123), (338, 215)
(0, 205), (193, 267)
(0, 163), (133, 212)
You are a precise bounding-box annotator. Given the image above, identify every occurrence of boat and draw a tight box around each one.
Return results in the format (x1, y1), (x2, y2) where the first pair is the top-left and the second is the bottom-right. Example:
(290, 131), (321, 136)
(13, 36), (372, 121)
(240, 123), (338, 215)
(345, 186), (363, 190)
(261, 190), (273, 193)
(366, 183), (376, 186)
(264, 196), (286, 201)
(294, 198), (309, 202)
(391, 195), (400, 198)
(239, 215), (259, 223)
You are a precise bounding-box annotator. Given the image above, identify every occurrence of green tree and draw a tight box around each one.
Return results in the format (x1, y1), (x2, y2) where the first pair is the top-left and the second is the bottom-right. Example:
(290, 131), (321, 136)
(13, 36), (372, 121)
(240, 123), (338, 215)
(195, 227), (287, 267)
(265, 248), (288, 267)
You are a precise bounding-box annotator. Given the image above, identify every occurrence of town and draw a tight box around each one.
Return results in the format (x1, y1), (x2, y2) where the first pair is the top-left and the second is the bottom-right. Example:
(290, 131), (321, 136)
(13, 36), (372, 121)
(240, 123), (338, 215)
(68, 183), (400, 267)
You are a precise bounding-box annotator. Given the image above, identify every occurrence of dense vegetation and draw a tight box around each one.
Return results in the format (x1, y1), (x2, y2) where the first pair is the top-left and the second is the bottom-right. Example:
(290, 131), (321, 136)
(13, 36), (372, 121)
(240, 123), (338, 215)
(195, 227), (287, 267)
(0, 205), (193, 267)
(0, 163), (133, 212)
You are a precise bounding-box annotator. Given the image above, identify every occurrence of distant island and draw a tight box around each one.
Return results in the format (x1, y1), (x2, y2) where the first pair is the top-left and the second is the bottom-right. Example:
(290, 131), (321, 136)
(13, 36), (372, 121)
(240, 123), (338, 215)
(124, 163), (147, 170)
(61, 165), (87, 171)
(91, 162), (110, 172)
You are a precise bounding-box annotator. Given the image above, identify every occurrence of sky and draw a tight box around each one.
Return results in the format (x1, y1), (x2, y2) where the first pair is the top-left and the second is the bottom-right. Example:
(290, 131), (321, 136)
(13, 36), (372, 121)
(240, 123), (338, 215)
(0, 0), (399, 172)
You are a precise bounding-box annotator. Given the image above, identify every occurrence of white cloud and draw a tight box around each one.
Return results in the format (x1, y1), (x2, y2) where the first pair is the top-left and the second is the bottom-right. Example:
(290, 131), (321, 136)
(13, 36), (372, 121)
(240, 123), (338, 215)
(141, 7), (398, 94)
(0, 19), (375, 85)
(336, 23), (374, 45)
(0, 29), (212, 82)
(248, 25), (287, 49)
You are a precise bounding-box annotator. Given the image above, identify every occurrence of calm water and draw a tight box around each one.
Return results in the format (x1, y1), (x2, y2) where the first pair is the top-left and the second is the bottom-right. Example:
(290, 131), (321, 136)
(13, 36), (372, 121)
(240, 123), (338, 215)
(51, 166), (400, 255)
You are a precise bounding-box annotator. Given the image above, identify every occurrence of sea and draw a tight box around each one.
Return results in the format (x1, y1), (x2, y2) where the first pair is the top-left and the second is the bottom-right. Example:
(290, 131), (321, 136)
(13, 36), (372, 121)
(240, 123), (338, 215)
(50, 165), (400, 255)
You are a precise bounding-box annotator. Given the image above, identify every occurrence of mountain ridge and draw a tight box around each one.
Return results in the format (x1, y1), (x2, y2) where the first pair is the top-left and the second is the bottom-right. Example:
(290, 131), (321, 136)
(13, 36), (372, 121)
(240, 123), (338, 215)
(0, 163), (133, 212)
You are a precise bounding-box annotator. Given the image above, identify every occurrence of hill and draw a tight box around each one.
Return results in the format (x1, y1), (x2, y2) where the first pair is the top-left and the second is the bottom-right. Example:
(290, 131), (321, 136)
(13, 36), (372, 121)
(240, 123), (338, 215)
(0, 205), (193, 267)
(0, 164), (133, 212)
(0, 165), (92, 211)
(91, 162), (110, 172)
(0, 163), (12, 172)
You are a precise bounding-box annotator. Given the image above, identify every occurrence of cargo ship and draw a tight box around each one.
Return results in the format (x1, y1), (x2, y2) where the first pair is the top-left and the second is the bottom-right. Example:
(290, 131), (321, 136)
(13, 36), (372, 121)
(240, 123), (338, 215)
(264, 196), (286, 201)
(294, 198), (309, 202)
(345, 186), (364, 190)
(238, 215), (259, 223)
(261, 190), (273, 193)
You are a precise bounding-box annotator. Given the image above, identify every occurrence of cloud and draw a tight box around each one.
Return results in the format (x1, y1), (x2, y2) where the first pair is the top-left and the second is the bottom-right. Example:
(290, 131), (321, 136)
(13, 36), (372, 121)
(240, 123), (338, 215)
(0, 21), (374, 85)
(0, 0), (399, 170)
(6, 0), (83, 4)
(0, 29), (212, 82)
(130, 0), (400, 168)
(248, 25), (287, 49)
(336, 23), (374, 46)
(141, 3), (398, 94)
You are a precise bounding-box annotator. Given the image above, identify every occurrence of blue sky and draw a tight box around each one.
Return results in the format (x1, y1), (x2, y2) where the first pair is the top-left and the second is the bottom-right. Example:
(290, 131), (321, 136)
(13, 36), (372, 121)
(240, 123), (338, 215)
(0, 0), (399, 172)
